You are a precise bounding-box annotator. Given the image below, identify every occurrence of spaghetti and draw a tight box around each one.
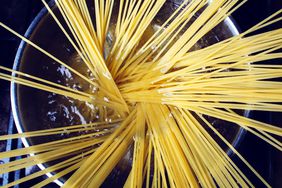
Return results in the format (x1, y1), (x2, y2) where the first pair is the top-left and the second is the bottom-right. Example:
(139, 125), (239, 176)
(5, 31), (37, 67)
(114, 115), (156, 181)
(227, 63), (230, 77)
(0, 0), (281, 187)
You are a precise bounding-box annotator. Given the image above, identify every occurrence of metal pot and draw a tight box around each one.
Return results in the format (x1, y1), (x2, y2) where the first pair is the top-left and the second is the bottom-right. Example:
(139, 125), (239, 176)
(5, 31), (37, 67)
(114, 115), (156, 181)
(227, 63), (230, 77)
(11, 0), (247, 186)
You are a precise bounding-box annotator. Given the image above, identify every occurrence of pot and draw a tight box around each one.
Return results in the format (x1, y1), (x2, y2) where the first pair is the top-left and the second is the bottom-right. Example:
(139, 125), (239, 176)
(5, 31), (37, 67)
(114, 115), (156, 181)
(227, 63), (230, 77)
(11, 0), (247, 186)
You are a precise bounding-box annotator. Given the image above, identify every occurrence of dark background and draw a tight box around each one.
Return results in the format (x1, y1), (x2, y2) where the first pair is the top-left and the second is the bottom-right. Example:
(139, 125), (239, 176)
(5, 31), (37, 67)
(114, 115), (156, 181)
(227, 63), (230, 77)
(0, 0), (281, 187)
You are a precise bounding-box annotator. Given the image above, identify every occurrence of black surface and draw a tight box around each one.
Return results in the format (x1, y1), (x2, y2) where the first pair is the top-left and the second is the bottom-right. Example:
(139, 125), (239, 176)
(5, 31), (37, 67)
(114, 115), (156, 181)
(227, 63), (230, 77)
(0, 0), (281, 187)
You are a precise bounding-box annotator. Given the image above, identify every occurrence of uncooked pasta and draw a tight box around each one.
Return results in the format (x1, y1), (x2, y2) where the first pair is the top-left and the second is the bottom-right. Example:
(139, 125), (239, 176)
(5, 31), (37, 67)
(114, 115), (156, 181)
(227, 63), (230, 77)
(0, 0), (281, 187)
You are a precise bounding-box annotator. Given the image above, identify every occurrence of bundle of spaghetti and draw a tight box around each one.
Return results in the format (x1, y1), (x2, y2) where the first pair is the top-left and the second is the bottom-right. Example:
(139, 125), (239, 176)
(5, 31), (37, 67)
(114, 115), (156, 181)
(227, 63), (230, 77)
(122, 66), (282, 140)
(129, 105), (146, 188)
(0, 21), (124, 118)
(114, 0), (208, 81)
(118, 9), (282, 84)
(0, 9), (127, 117)
(94, 0), (114, 49)
(120, 35), (281, 91)
(55, 0), (129, 116)
(140, 104), (267, 187)
(0, 119), (122, 187)
(0, 134), (107, 186)
(114, 0), (245, 76)
(73, 0), (99, 48)
(154, 0), (247, 73)
(174, 30), (282, 69)
(0, 22), (98, 88)
(4, 152), (84, 188)
(120, 26), (282, 109)
(1, 140), (98, 173)
(114, 0), (210, 81)
(142, 104), (198, 187)
(0, 120), (120, 141)
(62, 109), (136, 187)
(0, 122), (115, 160)
(171, 107), (250, 187)
(195, 110), (280, 181)
(171, 107), (271, 187)
(0, 67), (130, 118)
(222, 109), (281, 150)
(1, 130), (112, 167)
(107, 0), (166, 78)
(188, 106), (282, 136)
(170, 9), (282, 70)
(42, 0), (128, 114)
(0, 0), (281, 187)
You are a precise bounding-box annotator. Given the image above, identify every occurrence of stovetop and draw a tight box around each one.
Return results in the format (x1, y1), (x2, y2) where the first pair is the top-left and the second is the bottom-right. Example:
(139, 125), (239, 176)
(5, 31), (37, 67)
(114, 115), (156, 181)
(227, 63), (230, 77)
(0, 0), (281, 187)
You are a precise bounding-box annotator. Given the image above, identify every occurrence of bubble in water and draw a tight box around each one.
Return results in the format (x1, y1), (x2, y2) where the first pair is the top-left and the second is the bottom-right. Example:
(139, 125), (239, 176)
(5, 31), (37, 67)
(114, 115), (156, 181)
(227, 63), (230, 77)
(70, 106), (87, 124)
(73, 83), (82, 90)
(62, 106), (70, 119)
(66, 47), (71, 53)
(92, 87), (98, 93)
(47, 111), (57, 122)
(103, 97), (110, 103)
(85, 102), (95, 110)
(57, 65), (72, 78)
(48, 100), (56, 105)
(47, 94), (53, 99)
(87, 70), (94, 78)
(69, 99), (75, 104)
